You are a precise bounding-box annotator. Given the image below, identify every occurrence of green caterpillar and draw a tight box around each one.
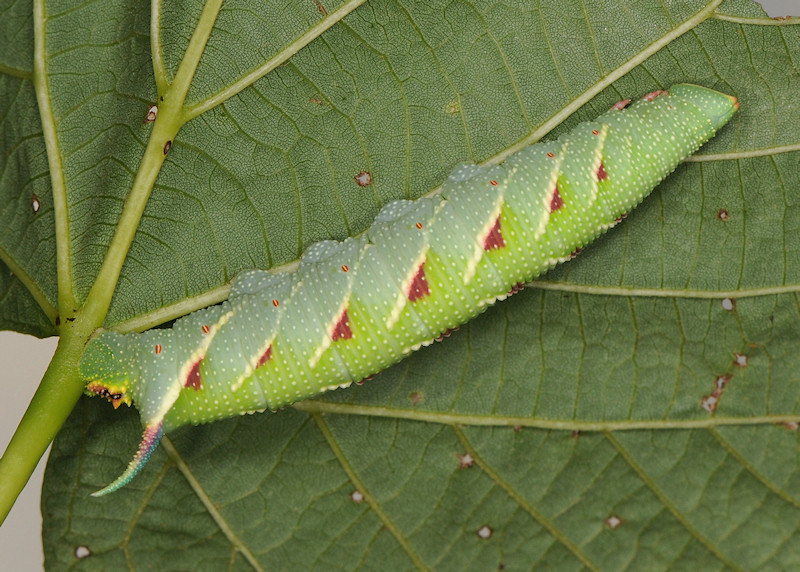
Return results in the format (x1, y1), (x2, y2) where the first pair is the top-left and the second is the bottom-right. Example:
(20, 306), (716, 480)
(80, 84), (738, 496)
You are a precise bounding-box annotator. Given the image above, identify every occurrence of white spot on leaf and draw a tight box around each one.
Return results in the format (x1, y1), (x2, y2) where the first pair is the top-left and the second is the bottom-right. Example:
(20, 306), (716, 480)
(715, 375), (731, 391)
(144, 105), (158, 123)
(74, 545), (91, 559)
(354, 171), (372, 187)
(476, 525), (493, 539)
(701, 394), (719, 413)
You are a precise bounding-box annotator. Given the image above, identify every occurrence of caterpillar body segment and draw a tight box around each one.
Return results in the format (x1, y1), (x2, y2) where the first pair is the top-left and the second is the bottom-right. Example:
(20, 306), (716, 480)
(80, 84), (739, 495)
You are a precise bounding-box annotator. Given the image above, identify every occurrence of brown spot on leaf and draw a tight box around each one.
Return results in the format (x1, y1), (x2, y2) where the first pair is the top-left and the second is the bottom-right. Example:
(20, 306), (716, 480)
(715, 375), (732, 391)
(457, 453), (474, 469)
(701, 394), (719, 413)
(354, 171), (372, 187)
(702, 374), (732, 414)
(144, 105), (158, 123)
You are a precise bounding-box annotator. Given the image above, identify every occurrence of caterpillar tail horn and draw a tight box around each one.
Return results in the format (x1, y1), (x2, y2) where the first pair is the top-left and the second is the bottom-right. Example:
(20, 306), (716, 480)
(91, 421), (164, 497)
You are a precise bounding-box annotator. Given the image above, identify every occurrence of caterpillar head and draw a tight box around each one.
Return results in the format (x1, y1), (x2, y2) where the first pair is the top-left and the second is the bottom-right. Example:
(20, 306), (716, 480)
(81, 332), (167, 497)
(81, 333), (134, 409)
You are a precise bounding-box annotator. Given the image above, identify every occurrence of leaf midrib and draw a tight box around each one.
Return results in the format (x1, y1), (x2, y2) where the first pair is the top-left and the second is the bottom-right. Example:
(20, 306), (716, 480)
(292, 401), (800, 430)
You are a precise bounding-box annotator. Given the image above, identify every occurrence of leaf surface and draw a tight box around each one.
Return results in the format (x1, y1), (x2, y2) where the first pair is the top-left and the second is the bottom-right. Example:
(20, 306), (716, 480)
(0, 0), (796, 569)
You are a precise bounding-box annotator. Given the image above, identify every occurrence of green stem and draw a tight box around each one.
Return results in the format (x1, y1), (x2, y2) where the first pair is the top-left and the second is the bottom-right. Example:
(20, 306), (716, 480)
(0, 324), (87, 524)
(81, 0), (224, 322)
(0, 0), (226, 526)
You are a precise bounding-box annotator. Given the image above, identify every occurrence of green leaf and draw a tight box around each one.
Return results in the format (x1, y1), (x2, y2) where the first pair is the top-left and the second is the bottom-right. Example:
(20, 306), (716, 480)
(0, 0), (798, 569)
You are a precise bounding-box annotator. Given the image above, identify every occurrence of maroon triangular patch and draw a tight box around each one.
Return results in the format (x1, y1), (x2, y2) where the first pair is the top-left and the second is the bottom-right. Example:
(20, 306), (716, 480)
(550, 187), (564, 212)
(331, 309), (353, 341)
(185, 359), (202, 390)
(596, 162), (608, 181)
(408, 262), (430, 301)
(256, 345), (273, 368)
(483, 216), (505, 251)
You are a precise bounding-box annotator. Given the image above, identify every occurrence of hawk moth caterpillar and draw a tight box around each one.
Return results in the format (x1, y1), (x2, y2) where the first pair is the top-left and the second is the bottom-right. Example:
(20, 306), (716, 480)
(80, 84), (738, 496)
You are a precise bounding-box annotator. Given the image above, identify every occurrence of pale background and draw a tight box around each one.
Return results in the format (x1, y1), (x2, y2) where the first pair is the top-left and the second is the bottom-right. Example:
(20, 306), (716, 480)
(0, 1), (796, 569)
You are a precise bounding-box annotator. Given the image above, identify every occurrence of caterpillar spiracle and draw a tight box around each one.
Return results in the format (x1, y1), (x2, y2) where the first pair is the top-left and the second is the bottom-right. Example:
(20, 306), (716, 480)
(80, 84), (739, 496)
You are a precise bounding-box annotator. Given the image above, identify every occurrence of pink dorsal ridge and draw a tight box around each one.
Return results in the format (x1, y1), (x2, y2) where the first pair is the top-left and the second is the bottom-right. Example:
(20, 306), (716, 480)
(185, 359), (202, 390)
(483, 216), (505, 251)
(256, 345), (273, 368)
(331, 309), (353, 341)
(596, 162), (608, 181)
(550, 187), (564, 212)
(643, 90), (666, 102)
(408, 262), (430, 302)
